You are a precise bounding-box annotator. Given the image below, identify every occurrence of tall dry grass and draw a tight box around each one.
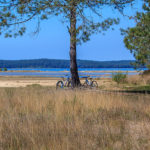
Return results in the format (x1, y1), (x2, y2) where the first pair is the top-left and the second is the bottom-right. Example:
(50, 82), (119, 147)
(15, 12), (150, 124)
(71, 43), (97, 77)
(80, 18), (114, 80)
(127, 74), (150, 85)
(0, 86), (150, 150)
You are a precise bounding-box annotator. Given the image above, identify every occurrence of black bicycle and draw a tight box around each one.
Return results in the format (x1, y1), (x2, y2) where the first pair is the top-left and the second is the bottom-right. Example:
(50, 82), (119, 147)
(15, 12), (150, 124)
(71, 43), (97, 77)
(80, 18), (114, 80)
(56, 75), (72, 89)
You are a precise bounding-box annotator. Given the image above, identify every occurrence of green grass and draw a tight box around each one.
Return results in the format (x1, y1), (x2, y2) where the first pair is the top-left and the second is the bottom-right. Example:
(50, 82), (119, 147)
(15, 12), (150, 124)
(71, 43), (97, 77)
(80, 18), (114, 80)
(131, 85), (150, 91)
(124, 85), (150, 94)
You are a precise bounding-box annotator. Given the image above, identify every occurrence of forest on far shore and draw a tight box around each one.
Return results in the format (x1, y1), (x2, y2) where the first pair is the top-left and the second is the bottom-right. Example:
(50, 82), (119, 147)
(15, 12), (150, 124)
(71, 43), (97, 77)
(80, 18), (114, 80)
(0, 59), (141, 68)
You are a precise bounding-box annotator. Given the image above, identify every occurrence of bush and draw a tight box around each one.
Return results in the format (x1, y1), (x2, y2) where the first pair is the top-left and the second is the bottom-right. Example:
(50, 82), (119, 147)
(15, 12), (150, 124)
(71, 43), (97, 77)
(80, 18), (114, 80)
(112, 72), (127, 84)
(0, 68), (2, 71)
(4, 68), (7, 71)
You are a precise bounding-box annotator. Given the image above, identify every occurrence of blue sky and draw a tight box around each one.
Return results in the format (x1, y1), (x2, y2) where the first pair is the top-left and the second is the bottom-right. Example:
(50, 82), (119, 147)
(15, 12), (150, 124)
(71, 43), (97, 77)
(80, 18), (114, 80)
(0, 1), (142, 61)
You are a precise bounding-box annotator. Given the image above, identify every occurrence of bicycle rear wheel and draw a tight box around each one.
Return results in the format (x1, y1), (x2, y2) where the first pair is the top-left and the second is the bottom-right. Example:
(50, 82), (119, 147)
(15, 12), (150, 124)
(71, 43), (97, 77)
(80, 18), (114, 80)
(68, 81), (73, 89)
(91, 81), (98, 88)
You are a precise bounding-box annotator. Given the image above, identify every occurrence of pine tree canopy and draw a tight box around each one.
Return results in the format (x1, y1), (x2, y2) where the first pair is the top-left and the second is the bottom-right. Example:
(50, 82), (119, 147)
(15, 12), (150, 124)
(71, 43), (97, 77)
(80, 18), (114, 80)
(122, 0), (150, 69)
(0, 0), (135, 43)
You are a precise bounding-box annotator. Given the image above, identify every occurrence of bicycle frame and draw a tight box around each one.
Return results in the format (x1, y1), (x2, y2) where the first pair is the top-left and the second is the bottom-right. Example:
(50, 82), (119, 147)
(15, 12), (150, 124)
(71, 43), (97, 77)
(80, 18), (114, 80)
(62, 76), (71, 87)
(83, 77), (92, 86)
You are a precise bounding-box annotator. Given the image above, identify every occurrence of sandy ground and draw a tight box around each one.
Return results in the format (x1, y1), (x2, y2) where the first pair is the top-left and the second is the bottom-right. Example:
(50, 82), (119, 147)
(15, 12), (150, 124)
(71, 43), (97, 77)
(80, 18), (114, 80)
(0, 70), (141, 89)
(0, 77), (58, 87)
(0, 76), (122, 90)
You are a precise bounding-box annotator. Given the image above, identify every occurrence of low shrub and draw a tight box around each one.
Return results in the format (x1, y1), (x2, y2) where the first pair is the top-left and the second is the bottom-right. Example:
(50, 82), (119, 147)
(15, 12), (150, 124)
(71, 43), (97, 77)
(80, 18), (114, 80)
(4, 68), (7, 71)
(112, 72), (127, 84)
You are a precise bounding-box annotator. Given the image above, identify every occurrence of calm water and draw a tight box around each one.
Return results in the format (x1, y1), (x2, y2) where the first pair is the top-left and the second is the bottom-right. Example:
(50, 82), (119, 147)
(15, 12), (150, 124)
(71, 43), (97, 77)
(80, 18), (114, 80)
(0, 68), (144, 78)
(7, 68), (141, 72)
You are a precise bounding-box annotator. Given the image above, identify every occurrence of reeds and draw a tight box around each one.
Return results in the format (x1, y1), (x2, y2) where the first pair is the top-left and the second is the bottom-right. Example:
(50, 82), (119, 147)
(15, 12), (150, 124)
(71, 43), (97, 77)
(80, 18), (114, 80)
(0, 86), (150, 150)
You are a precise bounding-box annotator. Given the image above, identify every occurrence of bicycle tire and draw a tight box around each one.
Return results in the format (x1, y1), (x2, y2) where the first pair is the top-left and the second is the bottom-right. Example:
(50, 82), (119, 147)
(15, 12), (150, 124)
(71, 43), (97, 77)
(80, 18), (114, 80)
(91, 81), (98, 88)
(68, 81), (74, 89)
(82, 82), (89, 88)
(56, 81), (64, 89)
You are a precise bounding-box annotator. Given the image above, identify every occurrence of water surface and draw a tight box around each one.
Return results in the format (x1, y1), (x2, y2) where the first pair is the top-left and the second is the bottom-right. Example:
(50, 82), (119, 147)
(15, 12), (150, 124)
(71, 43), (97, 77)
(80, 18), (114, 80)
(0, 68), (142, 78)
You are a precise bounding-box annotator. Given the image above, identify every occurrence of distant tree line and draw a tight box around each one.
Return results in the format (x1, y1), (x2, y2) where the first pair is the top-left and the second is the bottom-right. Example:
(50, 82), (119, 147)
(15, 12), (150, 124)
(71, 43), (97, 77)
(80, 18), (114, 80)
(0, 59), (141, 68)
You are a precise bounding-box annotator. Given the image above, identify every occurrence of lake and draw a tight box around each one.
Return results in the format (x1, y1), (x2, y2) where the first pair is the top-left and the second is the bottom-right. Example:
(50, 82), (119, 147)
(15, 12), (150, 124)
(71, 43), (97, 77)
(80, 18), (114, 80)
(7, 68), (143, 72)
(0, 68), (144, 78)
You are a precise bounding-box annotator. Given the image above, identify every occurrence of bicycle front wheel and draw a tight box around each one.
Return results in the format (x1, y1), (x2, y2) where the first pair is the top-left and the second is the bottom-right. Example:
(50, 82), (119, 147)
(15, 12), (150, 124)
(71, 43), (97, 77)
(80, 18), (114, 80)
(56, 81), (64, 89)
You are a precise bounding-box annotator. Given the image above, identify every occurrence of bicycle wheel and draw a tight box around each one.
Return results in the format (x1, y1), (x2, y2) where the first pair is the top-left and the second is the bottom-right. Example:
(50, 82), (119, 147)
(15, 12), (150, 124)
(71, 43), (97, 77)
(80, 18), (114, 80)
(68, 81), (73, 89)
(91, 81), (98, 88)
(82, 82), (89, 88)
(56, 81), (64, 89)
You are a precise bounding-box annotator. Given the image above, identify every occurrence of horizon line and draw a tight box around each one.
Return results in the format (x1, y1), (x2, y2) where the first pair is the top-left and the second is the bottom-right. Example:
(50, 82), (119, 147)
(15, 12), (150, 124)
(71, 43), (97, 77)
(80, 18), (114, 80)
(0, 58), (135, 62)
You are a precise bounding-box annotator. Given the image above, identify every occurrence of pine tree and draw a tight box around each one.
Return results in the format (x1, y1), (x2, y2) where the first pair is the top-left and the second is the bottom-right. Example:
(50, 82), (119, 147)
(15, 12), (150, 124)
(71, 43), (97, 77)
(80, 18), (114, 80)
(122, 0), (150, 69)
(0, 0), (135, 87)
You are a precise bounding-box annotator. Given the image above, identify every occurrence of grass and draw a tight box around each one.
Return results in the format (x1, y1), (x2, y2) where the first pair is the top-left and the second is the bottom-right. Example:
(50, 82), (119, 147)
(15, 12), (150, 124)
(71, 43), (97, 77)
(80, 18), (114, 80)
(122, 74), (150, 93)
(132, 85), (150, 91)
(0, 86), (150, 150)
(125, 85), (150, 93)
(126, 74), (150, 86)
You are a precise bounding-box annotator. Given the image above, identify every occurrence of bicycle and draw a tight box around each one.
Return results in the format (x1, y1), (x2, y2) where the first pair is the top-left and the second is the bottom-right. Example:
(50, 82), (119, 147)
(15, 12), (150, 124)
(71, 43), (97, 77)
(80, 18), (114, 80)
(56, 75), (72, 89)
(82, 76), (98, 89)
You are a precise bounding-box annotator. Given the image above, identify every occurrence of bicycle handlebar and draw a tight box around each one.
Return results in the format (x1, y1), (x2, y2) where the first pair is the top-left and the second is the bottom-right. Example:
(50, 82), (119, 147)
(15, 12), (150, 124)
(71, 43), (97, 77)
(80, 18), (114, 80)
(61, 75), (70, 79)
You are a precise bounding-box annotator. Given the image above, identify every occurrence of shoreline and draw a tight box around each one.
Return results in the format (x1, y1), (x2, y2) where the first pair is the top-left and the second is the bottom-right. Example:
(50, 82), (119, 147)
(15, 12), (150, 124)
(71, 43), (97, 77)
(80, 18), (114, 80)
(0, 70), (140, 80)
(0, 70), (141, 73)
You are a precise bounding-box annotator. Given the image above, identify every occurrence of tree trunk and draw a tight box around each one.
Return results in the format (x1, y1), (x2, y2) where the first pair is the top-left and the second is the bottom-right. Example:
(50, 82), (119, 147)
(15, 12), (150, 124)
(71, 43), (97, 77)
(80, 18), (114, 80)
(70, 4), (80, 87)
